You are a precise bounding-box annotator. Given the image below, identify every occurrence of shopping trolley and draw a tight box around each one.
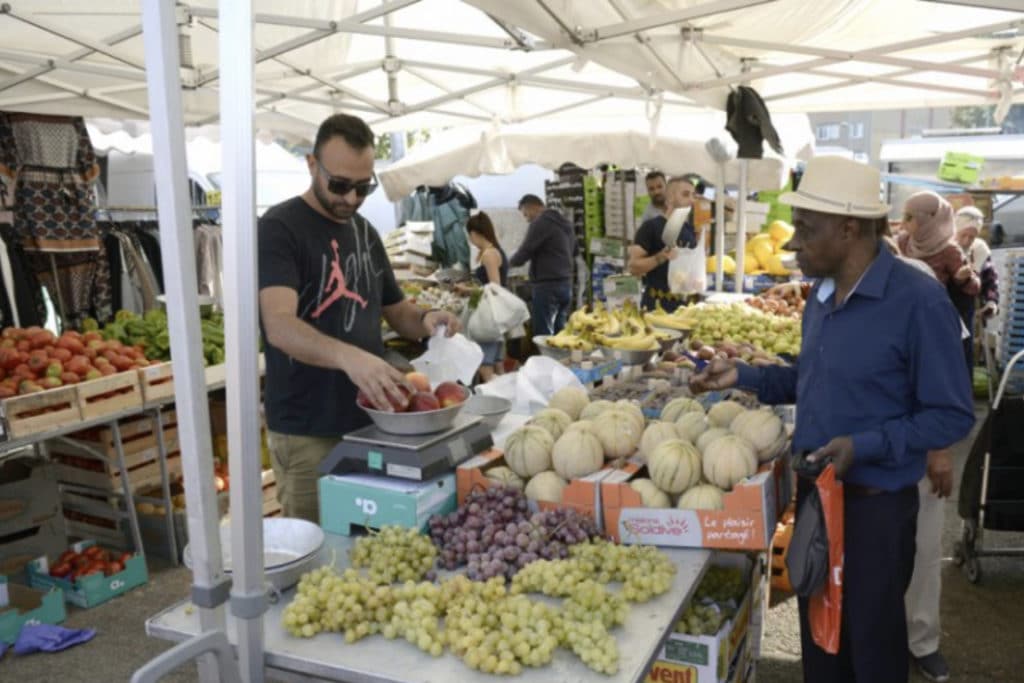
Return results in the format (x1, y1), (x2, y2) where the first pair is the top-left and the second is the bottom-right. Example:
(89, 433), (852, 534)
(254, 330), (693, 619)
(954, 346), (1024, 583)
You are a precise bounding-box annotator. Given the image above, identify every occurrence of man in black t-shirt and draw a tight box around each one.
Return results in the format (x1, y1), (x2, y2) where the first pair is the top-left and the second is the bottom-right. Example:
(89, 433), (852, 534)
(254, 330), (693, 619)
(258, 114), (460, 522)
(628, 175), (702, 312)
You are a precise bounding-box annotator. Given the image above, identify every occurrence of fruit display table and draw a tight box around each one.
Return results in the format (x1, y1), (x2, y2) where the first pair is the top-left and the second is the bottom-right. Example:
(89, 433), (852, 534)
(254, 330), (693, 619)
(146, 533), (712, 683)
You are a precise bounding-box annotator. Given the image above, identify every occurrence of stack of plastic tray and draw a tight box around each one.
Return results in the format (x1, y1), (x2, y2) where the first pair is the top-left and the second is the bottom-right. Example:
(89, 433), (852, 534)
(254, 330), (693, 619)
(996, 251), (1024, 394)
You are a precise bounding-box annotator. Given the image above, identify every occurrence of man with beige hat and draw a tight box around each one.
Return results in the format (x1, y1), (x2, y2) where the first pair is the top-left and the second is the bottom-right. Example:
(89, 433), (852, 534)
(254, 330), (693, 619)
(691, 156), (974, 682)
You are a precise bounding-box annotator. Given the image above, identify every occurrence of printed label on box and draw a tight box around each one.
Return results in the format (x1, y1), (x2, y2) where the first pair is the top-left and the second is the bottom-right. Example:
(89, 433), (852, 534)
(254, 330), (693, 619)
(648, 659), (699, 683)
(665, 638), (710, 665)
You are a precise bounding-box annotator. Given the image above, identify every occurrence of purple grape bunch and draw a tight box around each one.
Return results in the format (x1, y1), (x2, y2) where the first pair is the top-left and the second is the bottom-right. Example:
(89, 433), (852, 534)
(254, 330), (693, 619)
(427, 486), (600, 581)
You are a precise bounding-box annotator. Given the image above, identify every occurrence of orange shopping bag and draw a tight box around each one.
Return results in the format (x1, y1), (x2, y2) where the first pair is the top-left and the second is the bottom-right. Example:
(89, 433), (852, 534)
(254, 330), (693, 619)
(808, 464), (844, 654)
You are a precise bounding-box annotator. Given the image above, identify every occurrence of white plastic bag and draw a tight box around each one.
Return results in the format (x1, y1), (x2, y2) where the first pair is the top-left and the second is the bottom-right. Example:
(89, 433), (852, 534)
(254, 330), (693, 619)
(668, 229), (707, 295)
(411, 329), (483, 387)
(512, 356), (585, 415)
(467, 283), (530, 342)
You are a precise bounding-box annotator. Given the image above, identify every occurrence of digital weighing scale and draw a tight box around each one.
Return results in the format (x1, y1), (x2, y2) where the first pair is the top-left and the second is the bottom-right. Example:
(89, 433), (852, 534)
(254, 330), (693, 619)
(319, 414), (494, 481)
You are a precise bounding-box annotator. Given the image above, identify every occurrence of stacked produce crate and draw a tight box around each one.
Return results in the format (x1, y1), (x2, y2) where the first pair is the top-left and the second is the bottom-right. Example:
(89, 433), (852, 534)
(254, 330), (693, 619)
(0, 455), (66, 581)
(384, 221), (436, 278)
(992, 248), (1024, 391)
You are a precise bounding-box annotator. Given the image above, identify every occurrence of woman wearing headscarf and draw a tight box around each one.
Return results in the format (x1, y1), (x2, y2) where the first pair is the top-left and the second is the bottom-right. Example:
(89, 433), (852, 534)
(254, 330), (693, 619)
(898, 191), (980, 378)
(955, 206), (999, 324)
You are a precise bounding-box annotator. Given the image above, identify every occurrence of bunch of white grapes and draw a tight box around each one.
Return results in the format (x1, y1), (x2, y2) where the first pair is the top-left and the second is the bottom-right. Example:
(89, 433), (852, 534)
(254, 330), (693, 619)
(349, 525), (437, 584)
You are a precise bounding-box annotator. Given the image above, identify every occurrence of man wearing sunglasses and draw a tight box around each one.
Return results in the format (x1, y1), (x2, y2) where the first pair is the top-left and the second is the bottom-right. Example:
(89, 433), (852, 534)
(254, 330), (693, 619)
(258, 113), (461, 523)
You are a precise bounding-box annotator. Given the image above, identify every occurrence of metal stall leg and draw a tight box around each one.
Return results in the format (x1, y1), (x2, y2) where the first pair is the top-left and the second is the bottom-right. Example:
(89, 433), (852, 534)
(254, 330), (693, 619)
(152, 407), (179, 564)
(111, 421), (145, 556)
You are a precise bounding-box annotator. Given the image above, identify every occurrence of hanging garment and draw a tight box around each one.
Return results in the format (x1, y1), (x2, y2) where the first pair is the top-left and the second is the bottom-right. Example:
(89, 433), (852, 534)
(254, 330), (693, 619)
(432, 199), (470, 270)
(0, 112), (111, 326)
(114, 230), (160, 312)
(0, 233), (18, 327)
(132, 223), (164, 292)
(101, 228), (124, 312)
(0, 225), (45, 327)
(195, 223), (224, 306)
(725, 86), (784, 160)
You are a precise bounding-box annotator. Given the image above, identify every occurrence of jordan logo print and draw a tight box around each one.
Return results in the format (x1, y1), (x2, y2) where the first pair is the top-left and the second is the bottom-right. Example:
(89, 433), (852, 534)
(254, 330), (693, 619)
(312, 239), (368, 319)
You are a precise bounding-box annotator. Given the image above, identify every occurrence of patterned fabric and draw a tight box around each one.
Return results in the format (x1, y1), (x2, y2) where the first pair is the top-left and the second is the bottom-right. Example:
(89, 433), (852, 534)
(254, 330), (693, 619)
(0, 112), (110, 325)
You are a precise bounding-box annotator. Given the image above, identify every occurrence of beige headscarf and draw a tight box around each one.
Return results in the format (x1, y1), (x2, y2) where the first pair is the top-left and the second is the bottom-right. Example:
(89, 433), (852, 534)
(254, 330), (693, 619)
(903, 191), (955, 259)
(955, 205), (984, 232)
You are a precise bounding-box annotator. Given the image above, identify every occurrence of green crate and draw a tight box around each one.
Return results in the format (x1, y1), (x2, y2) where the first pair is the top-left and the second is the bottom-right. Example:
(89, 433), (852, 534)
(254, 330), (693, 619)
(0, 575), (66, 644)
(319, 473), (457, 536)
(588, 237), (626, 259)
(938, 151), (984, 185)
(27, 540), (148, 608)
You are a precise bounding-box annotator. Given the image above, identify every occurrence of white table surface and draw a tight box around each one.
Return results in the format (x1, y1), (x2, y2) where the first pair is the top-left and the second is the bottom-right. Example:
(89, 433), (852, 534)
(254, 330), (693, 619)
(147, 534), (711, 683)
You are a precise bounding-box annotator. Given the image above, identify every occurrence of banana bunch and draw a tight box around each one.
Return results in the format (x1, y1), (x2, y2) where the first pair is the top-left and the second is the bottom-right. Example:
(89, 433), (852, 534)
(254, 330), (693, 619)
(596, 331), (659, 351)
(546, 328), (594, 351)
(644, 302), (696, 331)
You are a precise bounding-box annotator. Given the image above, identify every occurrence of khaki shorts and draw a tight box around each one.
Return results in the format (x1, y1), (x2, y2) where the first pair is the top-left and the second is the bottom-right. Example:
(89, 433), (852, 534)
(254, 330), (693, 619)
(266, 430), (342, 523)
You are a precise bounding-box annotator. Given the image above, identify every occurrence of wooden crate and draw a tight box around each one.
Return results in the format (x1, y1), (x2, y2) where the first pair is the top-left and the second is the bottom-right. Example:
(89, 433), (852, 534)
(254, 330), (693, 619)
(2, 387), (83, 440)
(76, 372), (142, 421)
(68, 409), (177, 448)
(55, 451), (182, 493)
(63, 417), (179, 462)
(138, 362), (174, 405)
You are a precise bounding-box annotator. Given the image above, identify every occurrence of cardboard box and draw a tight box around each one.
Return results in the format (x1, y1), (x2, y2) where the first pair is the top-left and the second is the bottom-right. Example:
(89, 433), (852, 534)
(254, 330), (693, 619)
(0, 516), (67, 583)
(0, 455), (60, 537)
(28, 540), (148, 608)
(456, 450), (606, 527)
(602, 459), (782, 550)
(319, 472), (457, 536)
(0, 575), (66, 644)
(652, 553), (754, 683)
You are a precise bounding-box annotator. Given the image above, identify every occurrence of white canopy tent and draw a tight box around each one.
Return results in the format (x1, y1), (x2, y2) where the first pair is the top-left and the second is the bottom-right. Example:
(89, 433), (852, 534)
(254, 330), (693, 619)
(2, 1), (1023, 681)
(376, 112), (817, 200)
(1, 1), (1023, 142)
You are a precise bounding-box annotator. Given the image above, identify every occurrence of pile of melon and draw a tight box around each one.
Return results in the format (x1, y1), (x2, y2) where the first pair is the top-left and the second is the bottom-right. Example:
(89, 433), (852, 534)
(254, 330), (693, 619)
(494, 387), (787, 508)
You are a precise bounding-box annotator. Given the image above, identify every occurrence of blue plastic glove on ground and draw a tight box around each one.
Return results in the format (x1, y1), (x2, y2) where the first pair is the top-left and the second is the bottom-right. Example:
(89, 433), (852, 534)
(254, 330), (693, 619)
(0, 639), (7, 659)
(13, 623), (96, 655)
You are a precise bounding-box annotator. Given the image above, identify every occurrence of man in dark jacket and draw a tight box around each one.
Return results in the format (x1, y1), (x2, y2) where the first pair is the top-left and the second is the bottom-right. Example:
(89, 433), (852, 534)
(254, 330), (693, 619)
(512, 194), (577, 336)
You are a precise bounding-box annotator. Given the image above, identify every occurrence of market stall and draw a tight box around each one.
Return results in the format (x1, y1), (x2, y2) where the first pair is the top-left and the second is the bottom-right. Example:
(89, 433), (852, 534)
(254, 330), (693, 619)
(0, 2), (1022, 682)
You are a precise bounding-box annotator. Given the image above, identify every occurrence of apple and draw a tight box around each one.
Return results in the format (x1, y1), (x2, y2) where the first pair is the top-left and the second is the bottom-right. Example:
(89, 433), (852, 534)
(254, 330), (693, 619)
(434, 381), (466, 408)
(408, 391), (441, 413)
(406, 371), (431, 393)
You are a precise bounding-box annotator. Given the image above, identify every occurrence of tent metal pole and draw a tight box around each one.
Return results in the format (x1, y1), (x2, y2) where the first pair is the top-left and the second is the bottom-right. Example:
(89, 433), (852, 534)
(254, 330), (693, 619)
(403, 67), (500, 117)
(186, 2), (422, 30)
(198, 27), (335, 85)
(734, 160), (748, 295)
(0, 64), (150, 116)
(2, 5), (145, 69)
(0, 24), (142, 93)
(583, 0), (774, 43)
(0, 49), (148, 80)
(514, 94), (609, 122)
(700, 34), (1001, 81)
(605, 0), (689, 91)
(716, 164), (726, 292)
(140, 2), (227, 682)
(220, 1), (267, 680)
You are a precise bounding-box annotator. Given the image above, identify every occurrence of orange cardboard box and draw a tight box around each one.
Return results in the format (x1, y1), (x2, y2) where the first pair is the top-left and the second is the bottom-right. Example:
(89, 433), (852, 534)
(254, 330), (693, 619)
(457, 449), (607, 527)
(602, 458), (784, 550)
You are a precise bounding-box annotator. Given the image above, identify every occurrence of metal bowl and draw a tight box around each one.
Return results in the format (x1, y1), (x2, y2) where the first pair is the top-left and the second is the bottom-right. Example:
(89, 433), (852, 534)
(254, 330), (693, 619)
(651, 328), (684, 352)
(533, 335), (572, 360)
(360, 385), (470, 435)
(463, 394), (511, 430)
(598, 345), (659, 367)
(183, 517), (325, 591)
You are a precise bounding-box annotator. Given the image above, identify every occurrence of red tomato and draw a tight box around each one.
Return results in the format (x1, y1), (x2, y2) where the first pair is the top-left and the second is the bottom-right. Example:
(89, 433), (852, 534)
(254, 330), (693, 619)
(51, 348), (72, 362)
(15, 340), (30, 353)
(118, 552), (133, 565)
(49, 561), (73, 578)
(58, 550), (78, 564)
(99, 365), (117, 377)
(111, 355), (133, 372)
(60, 372), (79, 385)
(83, 545), (106, 560)
(105, 560), (124, 575)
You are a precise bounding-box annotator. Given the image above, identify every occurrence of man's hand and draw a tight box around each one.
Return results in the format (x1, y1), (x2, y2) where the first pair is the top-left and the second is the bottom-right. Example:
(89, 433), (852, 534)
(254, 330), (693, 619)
(662, 247), (679, 263)
(926, 449), (954, 498)
(955, 265), (973, 283)
(806, 436), (855, 479)
(423, 310), (461, 338)
(341, 347), (413, 412)
(688, 358), (739, 394)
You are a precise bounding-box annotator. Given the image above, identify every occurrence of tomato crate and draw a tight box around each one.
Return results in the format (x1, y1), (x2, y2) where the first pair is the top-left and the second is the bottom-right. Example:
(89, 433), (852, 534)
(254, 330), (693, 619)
(54, 448), (182, 494)
(602, 458), (785, 551)
(456, 449), (607, 528)
(0, 385), (83, 440)
(67, 409), (177, 453)
(0, 575), (66, 644)
(75, 371), (142, 421)
(137, 362), (174, 405)
(0, 455), (60, 537)
(61, 501), (130, 550)
(27, 540), (147, 608)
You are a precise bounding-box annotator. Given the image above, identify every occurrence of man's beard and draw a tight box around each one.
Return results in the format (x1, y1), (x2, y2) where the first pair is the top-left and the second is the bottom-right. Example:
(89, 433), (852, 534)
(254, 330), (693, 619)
(313, 181), (360, 221)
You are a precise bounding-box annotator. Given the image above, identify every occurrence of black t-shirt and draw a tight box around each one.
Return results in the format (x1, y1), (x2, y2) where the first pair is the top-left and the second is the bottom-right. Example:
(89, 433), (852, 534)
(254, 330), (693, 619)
(633, 215), (698, 307)
(258, 197), (404, 437)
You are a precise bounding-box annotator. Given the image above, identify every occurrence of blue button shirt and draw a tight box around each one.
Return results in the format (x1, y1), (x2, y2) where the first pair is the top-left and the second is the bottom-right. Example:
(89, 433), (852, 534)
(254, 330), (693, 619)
(735, 247), (975, 491)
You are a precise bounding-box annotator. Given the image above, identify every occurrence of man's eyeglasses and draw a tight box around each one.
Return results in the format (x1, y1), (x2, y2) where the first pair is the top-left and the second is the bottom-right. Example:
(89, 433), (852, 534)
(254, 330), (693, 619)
(316, 158), (378, 197)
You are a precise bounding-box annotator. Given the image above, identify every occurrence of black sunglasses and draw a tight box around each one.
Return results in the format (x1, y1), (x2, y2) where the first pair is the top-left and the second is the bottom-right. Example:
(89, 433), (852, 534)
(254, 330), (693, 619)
(316, 157), (378, 197)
